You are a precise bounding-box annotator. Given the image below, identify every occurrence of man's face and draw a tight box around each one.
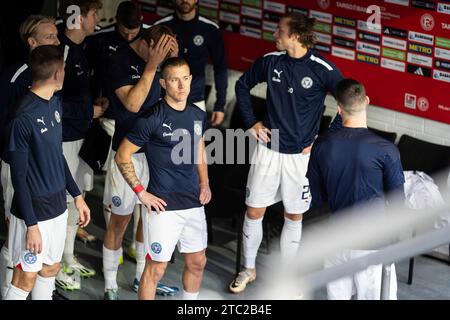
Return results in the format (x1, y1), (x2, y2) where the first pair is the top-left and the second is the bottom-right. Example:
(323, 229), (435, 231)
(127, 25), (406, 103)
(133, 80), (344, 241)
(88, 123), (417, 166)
(81, 8), (99, 36)
(117, 23), (141, 42)
(29, 22), (59, 50)
(273, 17), (297, 51)
(161, 64), (192, 103)
(175, 0), (197, 14)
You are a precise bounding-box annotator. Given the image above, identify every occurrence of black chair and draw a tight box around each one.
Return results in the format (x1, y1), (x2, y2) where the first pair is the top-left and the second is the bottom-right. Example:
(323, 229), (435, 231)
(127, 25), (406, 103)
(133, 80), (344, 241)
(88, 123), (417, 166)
(397, 134), (450, 284)
(204, 125), (252, 274)
(398, 135), (450, 178)
(368, 127), (397, 144)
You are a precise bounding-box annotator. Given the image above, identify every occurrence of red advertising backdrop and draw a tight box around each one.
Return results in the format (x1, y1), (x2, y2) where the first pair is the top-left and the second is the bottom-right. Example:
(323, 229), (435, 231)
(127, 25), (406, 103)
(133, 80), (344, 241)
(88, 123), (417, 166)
(138, 0), (450, 124)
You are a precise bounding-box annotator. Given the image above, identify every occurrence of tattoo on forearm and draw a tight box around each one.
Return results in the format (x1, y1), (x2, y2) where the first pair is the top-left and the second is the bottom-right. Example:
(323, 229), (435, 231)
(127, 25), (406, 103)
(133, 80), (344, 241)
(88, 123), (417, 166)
(117, 162), (141, 189)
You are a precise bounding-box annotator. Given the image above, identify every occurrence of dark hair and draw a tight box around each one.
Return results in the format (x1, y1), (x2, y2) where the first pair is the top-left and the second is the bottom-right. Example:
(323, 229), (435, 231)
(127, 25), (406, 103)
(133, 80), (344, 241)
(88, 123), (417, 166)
(29, 45), (64, 82)
(160, 57), (190, 79)
(336, 78), (367, 114)
(116, 1), (142, 29)
(58, 0), (102, 22)
(141, 24), (175, 46)
(284, 12), (316, 48)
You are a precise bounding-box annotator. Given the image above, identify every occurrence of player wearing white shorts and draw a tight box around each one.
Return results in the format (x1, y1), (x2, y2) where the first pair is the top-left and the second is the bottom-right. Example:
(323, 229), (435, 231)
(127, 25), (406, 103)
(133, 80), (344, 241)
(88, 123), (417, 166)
(87, 1), (146, 261)
(0, 161), (13, 297)
(0, 15), (60, 298)
(101, 24), (179, 300)
(229, 12), (344, 293)
(56, 0), (106, 286)
(4, 46), (90, 300)
(116, 57), (211, 300)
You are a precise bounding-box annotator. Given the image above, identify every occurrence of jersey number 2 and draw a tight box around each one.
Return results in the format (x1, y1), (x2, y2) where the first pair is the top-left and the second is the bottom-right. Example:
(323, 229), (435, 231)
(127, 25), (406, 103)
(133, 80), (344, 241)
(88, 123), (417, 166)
(301, 185), (310, 200)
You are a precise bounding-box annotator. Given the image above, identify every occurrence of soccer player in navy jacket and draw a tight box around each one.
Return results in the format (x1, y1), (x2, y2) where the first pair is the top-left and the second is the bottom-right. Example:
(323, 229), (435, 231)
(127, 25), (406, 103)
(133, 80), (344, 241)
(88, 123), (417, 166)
(86, 0), (146, 262)
(0, 15), (60, 299)
(153, 0), (227, 126)
(55, 0), (106, 288)
(307, 79), (404, 300)
(229, 13), (344, 293)
(4, 45), (90, 300)
(86, 1), (145, 103)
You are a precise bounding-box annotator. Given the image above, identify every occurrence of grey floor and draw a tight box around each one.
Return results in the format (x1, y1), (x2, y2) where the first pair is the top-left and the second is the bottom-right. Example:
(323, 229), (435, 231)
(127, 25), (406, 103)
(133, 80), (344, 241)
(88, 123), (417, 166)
(1, 173), (450, 300)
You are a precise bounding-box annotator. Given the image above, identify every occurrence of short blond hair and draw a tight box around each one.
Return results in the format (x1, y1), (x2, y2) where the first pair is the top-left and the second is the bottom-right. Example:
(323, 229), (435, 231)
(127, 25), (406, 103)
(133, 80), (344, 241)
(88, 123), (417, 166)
(19, 15), (56, 45)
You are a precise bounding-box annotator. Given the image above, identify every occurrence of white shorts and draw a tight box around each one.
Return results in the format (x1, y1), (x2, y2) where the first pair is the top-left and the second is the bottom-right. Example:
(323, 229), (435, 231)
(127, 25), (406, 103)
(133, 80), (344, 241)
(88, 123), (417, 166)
(102, 143), (114, 172)
(245, 144), (311, 214)
(324, 249), (398, 300)
(63, 139), (94, 201)
(99, 118), (115, 172)
(99, 118), (115, 137)
(103, 151), (149, 215)
(1, 161), (13, 221)
(8, 211), (68, 273)
(142, 206), (207, 262)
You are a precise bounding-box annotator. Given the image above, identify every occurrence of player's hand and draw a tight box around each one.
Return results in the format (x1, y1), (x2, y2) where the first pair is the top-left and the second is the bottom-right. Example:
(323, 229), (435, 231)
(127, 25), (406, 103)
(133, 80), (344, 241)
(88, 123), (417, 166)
(199, 182), (212, 205)
(168, 36), (179, 58)
(74, 195), (91, 228)
(94, 97), (109, 111)
(250, 121), (271, 144)
(26, 225), (42, 255)
(93, 105), (105, 118)
(138, 190), (167, 215)
(302, 142), (313, 155)
(210, 111), (224, 127)
(147, 34), (173, 70)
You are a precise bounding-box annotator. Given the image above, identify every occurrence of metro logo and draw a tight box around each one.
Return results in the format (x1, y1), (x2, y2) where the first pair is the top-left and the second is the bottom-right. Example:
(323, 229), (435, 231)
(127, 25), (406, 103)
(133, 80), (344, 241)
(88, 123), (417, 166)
(408, 43), (433, 56)
(357, 53), (380, 65)
(334, 16), (356, 27)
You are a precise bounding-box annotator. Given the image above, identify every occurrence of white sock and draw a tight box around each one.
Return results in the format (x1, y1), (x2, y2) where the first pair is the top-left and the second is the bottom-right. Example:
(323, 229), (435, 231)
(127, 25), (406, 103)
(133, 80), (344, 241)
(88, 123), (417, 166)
(243, 214), (263, 269)
(103, 245), (122, 291)
(31, 275), (55, 300)
(63, 225), (78, 265)
(182, 290), (199, 300)
(135, 241), (145, 281)
(1, 245), (13, 299)
(5, 284), (29, 300)
(67, 202), (79, 226)
(280, 217), (302, 265)
(103, 205), (111, 226)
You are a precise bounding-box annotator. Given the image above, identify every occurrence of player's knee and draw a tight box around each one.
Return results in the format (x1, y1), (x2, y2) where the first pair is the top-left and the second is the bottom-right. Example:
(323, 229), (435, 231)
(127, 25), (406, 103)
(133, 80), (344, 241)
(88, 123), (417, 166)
(40, 262), (60, 277)
(246, 207), (265, 220)
(186, 255), (207, 275)
(14, 270), (37, 292)
(284, 213), (303, 221)
(145, 262), (166, 283)
(110, 215), (130, 233)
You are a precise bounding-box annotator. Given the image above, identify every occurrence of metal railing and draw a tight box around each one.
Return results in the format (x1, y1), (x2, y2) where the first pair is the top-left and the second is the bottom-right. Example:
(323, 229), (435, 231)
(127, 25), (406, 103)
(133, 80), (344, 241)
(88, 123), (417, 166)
(257, 198), (450, 300)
